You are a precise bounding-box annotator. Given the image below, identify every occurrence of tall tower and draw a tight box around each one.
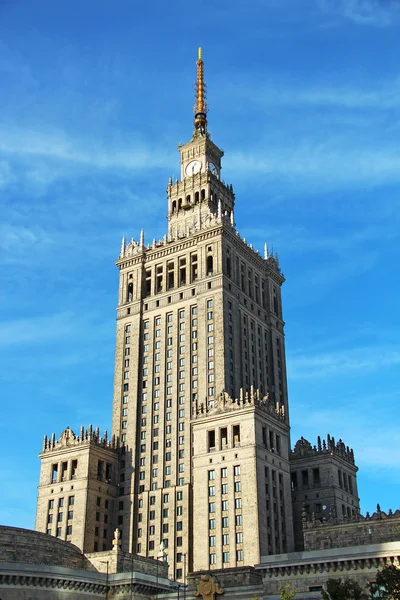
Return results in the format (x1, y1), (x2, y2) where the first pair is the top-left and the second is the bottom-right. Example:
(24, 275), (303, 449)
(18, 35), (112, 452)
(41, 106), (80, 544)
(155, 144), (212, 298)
(112, 49), (293, 580)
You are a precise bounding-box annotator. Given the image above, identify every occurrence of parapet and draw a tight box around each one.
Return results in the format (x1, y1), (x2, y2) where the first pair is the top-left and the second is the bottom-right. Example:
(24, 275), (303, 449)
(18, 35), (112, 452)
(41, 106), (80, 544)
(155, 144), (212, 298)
(303, 505), (400, 529)
(41, 425), (120, 454)
(193, 387), (286, 422)
(291, 435), (355, 464)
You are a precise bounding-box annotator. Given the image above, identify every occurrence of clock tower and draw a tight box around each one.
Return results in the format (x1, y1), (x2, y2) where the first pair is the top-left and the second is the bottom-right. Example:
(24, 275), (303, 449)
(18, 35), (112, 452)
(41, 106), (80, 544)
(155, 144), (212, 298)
(167, 48), (234, 239)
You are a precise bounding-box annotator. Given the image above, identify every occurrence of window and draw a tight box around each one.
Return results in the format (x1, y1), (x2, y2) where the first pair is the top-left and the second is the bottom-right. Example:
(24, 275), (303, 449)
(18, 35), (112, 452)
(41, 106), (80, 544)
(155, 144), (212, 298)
(222, 517), (229, 528)
(209, 502), (216, 513)
(223, 551), (230, 563)
(221, 483), (228, 495)
(209, 518), (216, 529)
(67, 525), (72, 535)
(223, 534), (229, 545)
(235, 498), (242, 509)
(209, 553), (216, 565)
(209, 486), (215, 497)
(302, 470), (309, 486)
(221, 468), (227, 478)
(177, 505), (183, 516)
(236, 549), (244, 561)
(208, 470), (215, 480)
(236, 532), (243, 543)
(209, 535), (216, 547)
(313, 468), (321, 486)
(234, 465), (241, 476)
(176, 537), (182, 546)
(222, 500), (228, 511)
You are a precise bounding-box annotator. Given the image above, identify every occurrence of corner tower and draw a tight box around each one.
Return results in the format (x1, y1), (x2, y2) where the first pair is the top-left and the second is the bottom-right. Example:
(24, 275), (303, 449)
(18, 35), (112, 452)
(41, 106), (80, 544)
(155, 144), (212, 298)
(112, 49), (293, 580)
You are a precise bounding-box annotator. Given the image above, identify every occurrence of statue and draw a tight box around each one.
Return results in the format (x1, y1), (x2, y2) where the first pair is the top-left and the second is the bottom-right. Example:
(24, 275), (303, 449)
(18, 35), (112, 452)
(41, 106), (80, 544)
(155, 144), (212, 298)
(194, 574), (223, 600)
(112, 528), (121, 548)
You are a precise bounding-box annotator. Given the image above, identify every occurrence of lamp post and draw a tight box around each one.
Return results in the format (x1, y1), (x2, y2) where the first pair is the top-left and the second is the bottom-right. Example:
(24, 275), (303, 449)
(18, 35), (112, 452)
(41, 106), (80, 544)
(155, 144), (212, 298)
(156, 541), (165, 600)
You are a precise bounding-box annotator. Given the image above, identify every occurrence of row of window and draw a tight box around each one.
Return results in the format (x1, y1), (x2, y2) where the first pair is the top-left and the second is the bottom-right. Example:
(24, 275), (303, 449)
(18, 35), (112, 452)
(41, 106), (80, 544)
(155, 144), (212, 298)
(209, 532), (243, 546)
(140, 253), (213, 298)
(50, 460), (77, 484)
(47, 525), (73, 537)
(209, 514), (243, 529)
(209, 549), (244, 564)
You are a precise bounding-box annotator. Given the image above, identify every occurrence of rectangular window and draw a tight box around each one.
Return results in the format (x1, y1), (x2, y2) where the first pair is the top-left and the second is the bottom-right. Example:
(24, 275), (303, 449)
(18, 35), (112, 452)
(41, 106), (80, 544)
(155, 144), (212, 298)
(223, 551), (230, 563)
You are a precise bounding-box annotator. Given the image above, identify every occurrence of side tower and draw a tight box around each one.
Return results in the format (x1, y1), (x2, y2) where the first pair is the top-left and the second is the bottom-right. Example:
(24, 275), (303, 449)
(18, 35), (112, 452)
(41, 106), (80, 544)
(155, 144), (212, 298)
(111, 49), (292, 580)
(35, 426), (119, 553)
(290, 436), (360, 551)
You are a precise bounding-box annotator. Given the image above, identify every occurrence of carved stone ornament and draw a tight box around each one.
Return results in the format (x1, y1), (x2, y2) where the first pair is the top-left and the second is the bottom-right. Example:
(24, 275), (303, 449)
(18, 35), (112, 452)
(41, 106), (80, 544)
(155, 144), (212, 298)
(59, 427), (75, 447)
(194, 574), (223, 600)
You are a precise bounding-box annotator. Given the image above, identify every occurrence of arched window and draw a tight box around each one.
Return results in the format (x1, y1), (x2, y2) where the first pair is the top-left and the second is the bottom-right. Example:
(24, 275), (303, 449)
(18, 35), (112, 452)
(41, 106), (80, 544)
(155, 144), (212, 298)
(127, 282), (133, 302)
(172, 200), (177, 212)
(195, 191), (199, 204)
(178, 198), (183, 210)
(207, 255), (214, 276)
(201, 189), (206, 200)
(186, 195), (191, 204)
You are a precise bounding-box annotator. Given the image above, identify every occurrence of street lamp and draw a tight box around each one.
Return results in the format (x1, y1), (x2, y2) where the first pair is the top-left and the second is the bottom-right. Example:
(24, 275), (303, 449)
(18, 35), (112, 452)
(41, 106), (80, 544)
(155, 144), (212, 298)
(156, 541), (166, 600)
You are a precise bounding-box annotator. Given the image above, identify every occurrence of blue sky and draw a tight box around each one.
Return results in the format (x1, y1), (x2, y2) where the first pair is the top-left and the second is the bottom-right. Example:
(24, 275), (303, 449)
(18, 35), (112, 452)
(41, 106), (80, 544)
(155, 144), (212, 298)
(1, 0), (399, 529)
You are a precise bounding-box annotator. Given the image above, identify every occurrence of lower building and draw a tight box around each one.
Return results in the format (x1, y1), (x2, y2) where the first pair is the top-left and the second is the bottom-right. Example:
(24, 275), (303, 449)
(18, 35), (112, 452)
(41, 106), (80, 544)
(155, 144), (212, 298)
(0, 525), (169, 600)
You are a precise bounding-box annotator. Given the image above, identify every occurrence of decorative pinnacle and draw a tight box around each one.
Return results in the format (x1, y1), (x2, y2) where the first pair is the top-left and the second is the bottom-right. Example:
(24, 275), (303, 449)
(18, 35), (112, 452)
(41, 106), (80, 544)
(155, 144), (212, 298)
(194, 47), (207, 133)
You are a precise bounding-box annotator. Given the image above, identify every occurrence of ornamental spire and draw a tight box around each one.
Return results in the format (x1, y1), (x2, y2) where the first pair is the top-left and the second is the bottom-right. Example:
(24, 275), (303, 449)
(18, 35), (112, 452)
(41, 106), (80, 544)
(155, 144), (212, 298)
(194, 47), (208, 134)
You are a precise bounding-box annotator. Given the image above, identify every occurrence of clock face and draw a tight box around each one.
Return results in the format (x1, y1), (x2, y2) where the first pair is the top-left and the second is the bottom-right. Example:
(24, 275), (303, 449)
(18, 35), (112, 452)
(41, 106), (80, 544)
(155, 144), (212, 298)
(185, 160), (202, 176)
(209, 162), (218, 175)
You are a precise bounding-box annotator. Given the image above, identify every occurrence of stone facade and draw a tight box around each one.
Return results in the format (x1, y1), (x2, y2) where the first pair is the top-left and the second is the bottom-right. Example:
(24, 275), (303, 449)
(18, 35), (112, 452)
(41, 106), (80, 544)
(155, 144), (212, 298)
(303, 508), (400, 551)
(109, 49), (291, 581)
(257, 541), (400, 598)
(0, 526), (169, 600)
(35, 426), (119, 553)
(290, 436), (360, 551)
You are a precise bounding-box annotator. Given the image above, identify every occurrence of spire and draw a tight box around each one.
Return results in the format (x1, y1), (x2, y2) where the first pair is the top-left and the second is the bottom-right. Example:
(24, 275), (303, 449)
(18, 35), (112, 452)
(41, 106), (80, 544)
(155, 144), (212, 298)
(194, 47), (207, 134)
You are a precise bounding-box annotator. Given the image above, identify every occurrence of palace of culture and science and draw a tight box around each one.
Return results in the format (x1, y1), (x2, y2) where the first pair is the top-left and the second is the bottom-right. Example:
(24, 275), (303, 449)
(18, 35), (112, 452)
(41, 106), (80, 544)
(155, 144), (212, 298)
(34, 50), (360, 582)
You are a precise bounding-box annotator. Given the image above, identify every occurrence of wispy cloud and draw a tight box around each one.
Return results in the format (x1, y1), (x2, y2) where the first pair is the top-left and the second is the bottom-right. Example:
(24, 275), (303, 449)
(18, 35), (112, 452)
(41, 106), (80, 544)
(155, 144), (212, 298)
(0, 126), (174, 172)
(0, 311), (109, 347)
(316, 0), (400, 26)
(248, 81), (400, 110)
(228, 145), (400, 188)
(288, 346), (400, 379)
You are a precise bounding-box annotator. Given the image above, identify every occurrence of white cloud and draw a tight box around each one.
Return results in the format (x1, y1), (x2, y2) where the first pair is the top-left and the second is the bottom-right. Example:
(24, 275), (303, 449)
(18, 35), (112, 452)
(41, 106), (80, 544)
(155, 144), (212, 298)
(0, 126), (174, 171)
(227, 145), (400, 188)
(316, 0), (400, 26)
(288, 346), (400, 379)
(250, 81), (400, 110)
